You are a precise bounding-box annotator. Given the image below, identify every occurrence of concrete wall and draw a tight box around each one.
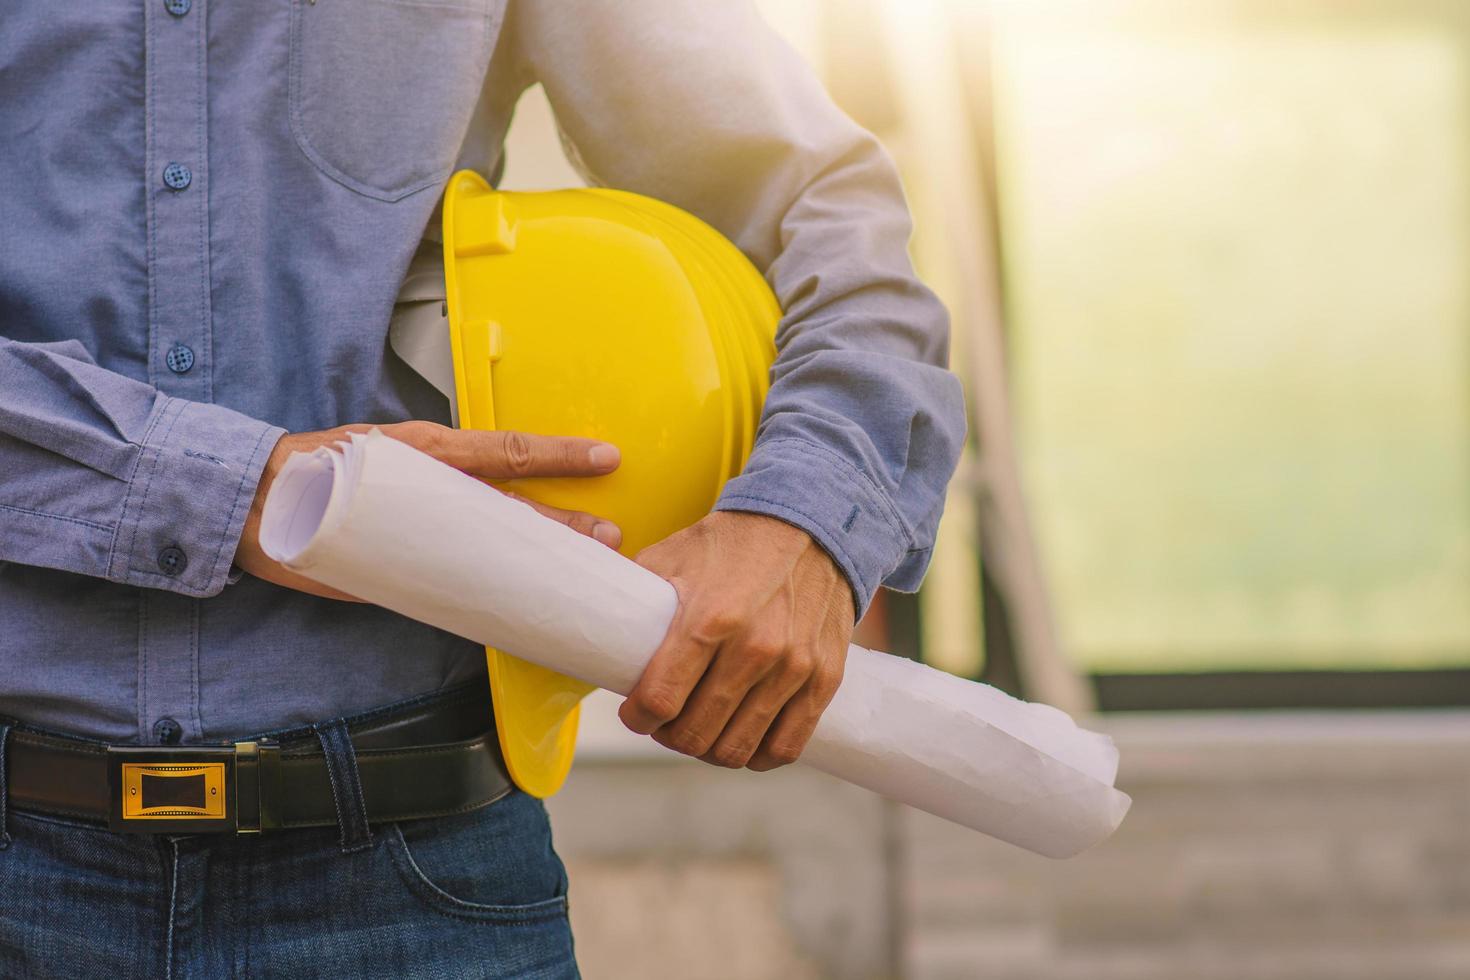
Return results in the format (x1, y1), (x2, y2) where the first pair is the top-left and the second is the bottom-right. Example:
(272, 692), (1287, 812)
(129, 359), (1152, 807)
(550, 702), (1470, 980)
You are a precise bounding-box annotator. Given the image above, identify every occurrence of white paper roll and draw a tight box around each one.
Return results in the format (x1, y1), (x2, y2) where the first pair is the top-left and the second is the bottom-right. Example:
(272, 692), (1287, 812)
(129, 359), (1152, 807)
(260, 429), (1131, 857)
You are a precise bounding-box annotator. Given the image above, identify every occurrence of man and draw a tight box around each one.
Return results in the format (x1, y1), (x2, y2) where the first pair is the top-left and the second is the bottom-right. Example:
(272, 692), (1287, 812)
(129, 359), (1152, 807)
(0, 0), (965, 975)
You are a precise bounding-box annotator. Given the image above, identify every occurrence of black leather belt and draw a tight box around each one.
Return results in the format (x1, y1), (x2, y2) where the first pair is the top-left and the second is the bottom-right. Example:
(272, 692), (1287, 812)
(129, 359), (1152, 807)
(2, 683), (513, 835)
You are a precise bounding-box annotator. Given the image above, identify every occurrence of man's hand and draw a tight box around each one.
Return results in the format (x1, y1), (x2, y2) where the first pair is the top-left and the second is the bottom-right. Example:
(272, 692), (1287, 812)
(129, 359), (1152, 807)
(236, 421), (622, 599)
(620, 511), (854, 771)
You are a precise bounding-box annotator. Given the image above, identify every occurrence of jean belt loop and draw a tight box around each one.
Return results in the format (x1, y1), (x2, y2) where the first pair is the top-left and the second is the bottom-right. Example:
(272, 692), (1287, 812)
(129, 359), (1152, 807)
(0, 722), (12, 850)
(312, 718), (373, 855)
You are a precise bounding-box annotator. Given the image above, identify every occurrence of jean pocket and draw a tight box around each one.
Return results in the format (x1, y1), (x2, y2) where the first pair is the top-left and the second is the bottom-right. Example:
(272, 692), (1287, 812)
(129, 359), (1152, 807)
(288, 0), (498, 202)
(385, 793), (570, 923)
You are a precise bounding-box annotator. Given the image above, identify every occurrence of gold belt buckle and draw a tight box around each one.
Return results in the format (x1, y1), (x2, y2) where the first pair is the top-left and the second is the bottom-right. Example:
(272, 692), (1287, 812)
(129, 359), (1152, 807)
(107, 742), (278, 834)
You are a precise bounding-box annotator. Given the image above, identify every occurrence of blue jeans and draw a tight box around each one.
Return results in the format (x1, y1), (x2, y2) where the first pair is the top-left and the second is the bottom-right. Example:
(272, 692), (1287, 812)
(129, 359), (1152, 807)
(0, 719), (579, 978)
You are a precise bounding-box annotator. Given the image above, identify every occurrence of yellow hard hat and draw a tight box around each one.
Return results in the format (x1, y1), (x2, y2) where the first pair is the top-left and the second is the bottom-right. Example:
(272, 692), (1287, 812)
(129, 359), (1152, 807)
(441, 170), (779, 798)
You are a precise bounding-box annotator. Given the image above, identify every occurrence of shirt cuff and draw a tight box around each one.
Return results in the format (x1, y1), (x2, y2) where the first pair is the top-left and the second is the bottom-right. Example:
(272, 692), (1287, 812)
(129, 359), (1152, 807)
(107, 397), (285, 598)
(714, 437), (915, 619)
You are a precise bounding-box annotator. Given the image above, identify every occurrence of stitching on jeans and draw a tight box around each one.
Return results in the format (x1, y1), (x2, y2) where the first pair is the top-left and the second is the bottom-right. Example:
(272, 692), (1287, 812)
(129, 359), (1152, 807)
(315, 722), (373, 852)
(165, 839), (179, 980)
(337, 726), (372, 851)
(238, 822), (252, 979)
(315, 724), (352, 848)
(385, 824), (569, 924)
(0, 723), (11, 848)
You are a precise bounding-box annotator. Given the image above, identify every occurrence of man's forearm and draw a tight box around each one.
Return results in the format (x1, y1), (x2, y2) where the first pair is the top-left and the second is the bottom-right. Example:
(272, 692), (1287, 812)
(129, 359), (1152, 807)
(0, 335), (284, 595)
(510, 0), (967, 616)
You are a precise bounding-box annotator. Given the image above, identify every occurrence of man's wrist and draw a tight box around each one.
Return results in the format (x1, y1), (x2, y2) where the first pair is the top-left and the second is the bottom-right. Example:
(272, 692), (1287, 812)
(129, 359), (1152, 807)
(108, 396), (285, 598)
(715, 437), (911, 619)
(711, 508), (859, 624)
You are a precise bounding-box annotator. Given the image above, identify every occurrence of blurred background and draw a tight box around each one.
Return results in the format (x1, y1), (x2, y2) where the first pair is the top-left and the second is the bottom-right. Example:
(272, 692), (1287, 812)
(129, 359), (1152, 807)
(499, 1), (1470, 977)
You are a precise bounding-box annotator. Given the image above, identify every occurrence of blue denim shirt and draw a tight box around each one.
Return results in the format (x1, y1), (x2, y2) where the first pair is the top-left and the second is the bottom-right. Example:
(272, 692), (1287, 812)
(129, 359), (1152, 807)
(0, 0), (965, 741)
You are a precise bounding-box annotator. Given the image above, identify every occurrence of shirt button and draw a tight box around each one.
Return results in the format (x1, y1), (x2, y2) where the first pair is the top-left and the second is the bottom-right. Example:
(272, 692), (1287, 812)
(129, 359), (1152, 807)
(157, 546), (189, 577)
(162, 162), (192, 191)
(164, 0), (191, 15)
(153, 718), (183, 745)
(165, 343), (195, 374)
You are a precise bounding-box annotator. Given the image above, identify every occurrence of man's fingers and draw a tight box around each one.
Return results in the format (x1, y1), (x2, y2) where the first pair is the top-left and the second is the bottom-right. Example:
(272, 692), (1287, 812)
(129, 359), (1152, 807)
(700, 665), (809, 769)
(501, 491), (621, 549)
(651, 638), (779, 758)
(381, 421), (619, 479)
(619, 611), (720, 735)
(445, 429), (620, 480)
(746, 654), (845, 772)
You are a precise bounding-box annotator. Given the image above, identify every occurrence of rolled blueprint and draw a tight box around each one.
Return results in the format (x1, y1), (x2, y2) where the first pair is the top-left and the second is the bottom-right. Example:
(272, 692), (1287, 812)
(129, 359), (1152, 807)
(260, 430), (1131, 857)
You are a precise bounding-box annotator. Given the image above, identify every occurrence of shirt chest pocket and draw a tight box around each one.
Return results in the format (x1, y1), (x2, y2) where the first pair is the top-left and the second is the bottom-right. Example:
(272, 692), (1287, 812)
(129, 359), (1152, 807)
(289, 0), (498, 202)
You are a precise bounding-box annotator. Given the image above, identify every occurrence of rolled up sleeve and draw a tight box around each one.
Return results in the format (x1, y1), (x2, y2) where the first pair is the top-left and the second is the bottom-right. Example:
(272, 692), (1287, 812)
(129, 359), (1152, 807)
(0, 336), (284, 597)
(508, 0), (968, 615)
